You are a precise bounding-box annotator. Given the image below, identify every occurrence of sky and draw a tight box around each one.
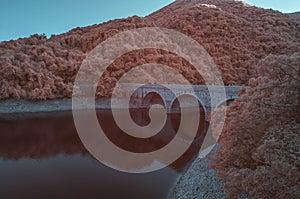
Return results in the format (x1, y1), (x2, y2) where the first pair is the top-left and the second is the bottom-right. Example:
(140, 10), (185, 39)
(0, 0), (299, 42)
(245, 0), (300, 13)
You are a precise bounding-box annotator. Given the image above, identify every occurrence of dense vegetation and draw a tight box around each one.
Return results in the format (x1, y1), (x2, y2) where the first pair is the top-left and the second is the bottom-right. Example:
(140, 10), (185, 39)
(1, 0), (299, 99)
(212, 53), (300, 199)
(0, 1), (299, 198)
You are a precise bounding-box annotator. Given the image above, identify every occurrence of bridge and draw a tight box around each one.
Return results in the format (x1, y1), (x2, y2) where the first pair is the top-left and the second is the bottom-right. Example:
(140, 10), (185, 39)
(115, 83), (243, 120)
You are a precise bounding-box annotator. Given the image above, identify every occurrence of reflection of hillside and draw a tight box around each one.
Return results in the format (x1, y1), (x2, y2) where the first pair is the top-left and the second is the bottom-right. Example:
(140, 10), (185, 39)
(0, 110), (208, 172)
(0, 112), (88, 159)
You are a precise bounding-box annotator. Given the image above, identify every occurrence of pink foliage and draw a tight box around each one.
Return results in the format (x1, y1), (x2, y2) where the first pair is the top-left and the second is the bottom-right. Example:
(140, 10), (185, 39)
(1, 0), (299, 99)
(212, 53), (300, 199)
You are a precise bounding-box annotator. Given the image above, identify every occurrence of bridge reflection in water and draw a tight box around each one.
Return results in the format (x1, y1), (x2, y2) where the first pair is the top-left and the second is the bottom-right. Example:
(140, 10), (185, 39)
(0, 109), (207, 199)
(0, 84), (241, 198)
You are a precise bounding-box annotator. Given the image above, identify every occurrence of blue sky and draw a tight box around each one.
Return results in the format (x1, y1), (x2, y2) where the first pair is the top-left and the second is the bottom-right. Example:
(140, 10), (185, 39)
(245, 0), (300, 13)
(0, 0), (299, 42)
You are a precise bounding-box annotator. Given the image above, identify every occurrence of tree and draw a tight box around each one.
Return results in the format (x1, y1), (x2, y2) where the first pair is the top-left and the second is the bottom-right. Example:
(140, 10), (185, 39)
(212, 53), (300, 199)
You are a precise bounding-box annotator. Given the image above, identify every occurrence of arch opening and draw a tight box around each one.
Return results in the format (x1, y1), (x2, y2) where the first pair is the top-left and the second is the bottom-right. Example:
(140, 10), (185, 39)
(129, 91), (166, 127)
(170, 94), (207, 140)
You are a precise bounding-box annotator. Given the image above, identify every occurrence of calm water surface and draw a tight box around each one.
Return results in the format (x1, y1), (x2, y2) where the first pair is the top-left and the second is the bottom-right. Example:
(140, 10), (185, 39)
(0, 109), (207, 199)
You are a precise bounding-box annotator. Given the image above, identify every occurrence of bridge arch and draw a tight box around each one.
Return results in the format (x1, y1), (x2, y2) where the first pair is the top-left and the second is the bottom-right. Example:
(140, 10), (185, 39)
(215, 97), (238, 108)
(129, 91), (167, 127)
(169, 94), (207, 139)
(141, 91), (167, 109)
(169, 93), (207, 118)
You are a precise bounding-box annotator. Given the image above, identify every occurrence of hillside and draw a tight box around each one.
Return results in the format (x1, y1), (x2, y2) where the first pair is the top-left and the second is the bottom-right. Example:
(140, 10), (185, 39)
(288, 11), (300, 21)
(0, 0), (299, 100)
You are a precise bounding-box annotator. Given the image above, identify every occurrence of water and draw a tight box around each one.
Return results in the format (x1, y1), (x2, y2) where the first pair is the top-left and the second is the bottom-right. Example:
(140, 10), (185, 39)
(0, 109), (207, 199)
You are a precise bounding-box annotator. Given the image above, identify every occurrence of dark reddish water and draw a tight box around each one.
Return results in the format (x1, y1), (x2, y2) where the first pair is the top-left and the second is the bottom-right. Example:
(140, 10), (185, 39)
(0, 109), (207, 199)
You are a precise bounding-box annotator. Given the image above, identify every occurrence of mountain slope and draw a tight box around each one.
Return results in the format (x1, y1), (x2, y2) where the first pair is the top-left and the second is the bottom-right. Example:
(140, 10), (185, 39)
(288, 11), (300, 21)
(0, 0), (299, 99)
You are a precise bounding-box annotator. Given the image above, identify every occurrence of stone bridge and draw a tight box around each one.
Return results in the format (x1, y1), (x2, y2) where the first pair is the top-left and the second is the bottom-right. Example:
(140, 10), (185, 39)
(117, 83), (243, 120)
